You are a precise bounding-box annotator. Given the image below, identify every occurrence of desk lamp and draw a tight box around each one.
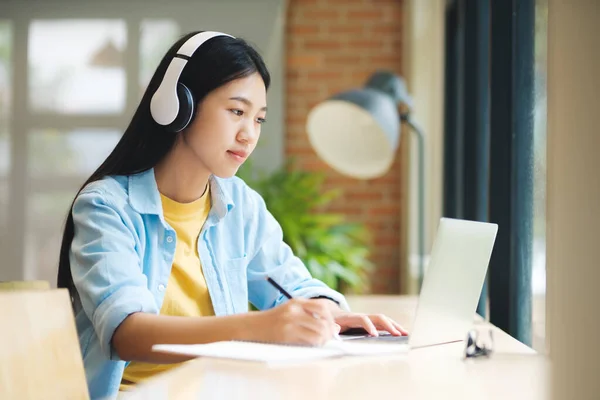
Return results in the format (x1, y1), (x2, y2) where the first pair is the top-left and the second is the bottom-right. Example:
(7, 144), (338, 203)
(306, 70), (426, 289)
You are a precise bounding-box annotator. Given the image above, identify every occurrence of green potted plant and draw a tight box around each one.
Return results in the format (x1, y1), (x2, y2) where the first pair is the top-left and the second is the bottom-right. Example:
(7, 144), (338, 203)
(237, 159), (372, 293)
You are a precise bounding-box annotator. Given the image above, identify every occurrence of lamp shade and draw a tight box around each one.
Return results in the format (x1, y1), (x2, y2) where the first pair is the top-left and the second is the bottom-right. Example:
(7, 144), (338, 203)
(306, 71), (411, 179)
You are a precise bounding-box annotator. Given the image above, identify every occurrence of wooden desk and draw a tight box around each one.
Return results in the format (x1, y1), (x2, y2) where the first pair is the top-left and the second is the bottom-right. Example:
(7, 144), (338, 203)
(125, 296), (549, 400)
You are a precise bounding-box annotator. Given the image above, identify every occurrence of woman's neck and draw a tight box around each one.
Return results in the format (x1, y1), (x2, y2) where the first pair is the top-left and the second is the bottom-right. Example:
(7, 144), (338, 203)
(154, 138), (210, 204)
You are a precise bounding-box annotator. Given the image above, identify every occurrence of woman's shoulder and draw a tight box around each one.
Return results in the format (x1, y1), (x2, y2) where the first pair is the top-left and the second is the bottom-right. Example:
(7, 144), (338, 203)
(77, 175), (130, 208)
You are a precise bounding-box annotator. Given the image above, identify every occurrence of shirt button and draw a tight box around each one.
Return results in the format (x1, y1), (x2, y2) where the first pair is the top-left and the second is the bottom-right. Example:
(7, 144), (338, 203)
(166, 236), (173, 243)
(158, 284), (166, 292)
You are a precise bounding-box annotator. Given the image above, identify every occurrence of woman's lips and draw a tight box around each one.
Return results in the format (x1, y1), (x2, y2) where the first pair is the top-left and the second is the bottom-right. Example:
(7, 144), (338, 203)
(227, 150), (247, 162)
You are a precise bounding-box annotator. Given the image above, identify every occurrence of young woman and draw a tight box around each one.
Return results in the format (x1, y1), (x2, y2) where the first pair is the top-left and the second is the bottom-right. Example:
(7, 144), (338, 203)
(57, 31), (407, 399)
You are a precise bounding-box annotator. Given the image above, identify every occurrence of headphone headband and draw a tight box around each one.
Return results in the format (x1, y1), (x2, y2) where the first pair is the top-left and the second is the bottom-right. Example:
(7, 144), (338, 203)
(150, 31), (235, 126)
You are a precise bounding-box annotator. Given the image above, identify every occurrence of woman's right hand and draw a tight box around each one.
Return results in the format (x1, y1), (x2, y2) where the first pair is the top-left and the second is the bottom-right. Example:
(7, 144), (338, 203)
(253, 298), (339, 346)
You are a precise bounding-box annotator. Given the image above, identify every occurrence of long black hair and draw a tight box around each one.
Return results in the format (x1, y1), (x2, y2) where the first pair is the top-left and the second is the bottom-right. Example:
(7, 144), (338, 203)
(57, 31), (271, 296)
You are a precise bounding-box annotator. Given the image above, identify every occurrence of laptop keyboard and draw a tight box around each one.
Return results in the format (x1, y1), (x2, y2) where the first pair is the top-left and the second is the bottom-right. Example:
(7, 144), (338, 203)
(340, 332), (410, 343)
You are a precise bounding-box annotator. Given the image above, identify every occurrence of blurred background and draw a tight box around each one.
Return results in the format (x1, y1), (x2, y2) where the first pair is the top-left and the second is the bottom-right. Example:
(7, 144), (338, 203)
(0, 0), (547, 353)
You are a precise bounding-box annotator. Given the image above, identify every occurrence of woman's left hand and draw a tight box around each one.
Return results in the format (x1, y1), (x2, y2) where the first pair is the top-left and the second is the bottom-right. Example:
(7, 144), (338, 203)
(313, 299), (409, 337)
(333, 311), (408, 337)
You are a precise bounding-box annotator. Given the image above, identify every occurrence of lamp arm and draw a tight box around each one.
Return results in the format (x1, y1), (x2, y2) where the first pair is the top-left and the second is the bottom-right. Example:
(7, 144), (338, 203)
(401, 113), (426, 291)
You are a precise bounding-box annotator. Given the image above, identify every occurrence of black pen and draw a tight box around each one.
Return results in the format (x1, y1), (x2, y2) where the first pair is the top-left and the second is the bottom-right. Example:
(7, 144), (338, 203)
(266, 276), (293, 300)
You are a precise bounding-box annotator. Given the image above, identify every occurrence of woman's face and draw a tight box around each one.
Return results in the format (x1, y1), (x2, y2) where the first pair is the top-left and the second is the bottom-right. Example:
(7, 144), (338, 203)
(182, 72), (267, 178)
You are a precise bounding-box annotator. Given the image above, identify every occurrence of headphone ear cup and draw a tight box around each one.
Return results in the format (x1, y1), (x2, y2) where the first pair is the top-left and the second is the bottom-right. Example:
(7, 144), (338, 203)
(166, 82), (195, 133)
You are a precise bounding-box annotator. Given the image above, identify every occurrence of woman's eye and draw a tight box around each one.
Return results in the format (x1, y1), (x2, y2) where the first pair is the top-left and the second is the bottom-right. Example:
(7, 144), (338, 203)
(231, 109), (244, 116)
(257, 117), (267, 124)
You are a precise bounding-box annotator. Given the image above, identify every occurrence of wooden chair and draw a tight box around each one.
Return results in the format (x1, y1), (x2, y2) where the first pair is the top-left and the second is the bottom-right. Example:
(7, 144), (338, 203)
(0, 289), (89, 399)
(0, 280), (51, 291)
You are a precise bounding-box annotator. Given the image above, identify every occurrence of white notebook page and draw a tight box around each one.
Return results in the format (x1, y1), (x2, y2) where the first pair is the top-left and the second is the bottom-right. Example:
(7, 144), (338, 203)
(153, 340), (407, 365)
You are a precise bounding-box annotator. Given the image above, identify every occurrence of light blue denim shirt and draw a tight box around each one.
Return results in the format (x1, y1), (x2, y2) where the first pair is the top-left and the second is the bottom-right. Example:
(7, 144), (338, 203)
(69, 168), (349, 399)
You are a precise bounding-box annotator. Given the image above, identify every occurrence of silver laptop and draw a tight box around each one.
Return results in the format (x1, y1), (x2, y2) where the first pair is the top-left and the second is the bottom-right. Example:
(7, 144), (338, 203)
(341, 218), (498, 348)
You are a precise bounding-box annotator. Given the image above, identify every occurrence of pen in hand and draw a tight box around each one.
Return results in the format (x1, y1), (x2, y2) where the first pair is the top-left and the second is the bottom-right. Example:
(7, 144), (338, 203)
(266, 276), (293, 300)
(265, 276), (341, 341)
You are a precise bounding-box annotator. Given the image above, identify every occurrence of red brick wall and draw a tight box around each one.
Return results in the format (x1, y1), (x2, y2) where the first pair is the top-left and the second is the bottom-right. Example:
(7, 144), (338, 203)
(285, 0), (406, 294)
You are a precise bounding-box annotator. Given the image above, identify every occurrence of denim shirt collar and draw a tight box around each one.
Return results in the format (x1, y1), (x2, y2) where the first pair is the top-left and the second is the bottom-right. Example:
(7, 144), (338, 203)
(127, 168), (234, 223)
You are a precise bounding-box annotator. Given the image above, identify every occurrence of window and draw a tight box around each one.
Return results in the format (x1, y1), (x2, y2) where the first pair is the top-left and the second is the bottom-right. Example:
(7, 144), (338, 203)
(24, 192), (75, 282)
(140, 19), (180, 94)
(28, 129), (120, 178)
(0, 21), (12, 260)
(28, 20), (126, 114)
(4, 17), (182, 284)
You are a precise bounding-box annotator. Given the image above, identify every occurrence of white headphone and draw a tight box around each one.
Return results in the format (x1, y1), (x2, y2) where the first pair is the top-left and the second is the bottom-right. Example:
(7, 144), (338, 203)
(150, 31), (235, 132)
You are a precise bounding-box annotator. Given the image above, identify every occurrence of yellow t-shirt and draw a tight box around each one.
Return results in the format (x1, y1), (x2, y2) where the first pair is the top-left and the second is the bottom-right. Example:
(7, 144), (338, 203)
(120, 188), (214, 390)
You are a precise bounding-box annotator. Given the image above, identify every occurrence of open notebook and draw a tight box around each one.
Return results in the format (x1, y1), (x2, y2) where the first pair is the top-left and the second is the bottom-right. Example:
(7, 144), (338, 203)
(153, 340), (408, 365)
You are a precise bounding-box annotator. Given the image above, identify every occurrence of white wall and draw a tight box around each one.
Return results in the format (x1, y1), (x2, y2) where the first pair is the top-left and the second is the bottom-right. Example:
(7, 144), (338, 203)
(546, 0), (600, 398)
(402, 0), (445, 294)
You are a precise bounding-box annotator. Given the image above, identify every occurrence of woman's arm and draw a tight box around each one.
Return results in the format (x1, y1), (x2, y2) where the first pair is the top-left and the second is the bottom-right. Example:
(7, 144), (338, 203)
(113, 298), (340, 363)
(112, 312), (261, 363)
(71, 188), (163, 361)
